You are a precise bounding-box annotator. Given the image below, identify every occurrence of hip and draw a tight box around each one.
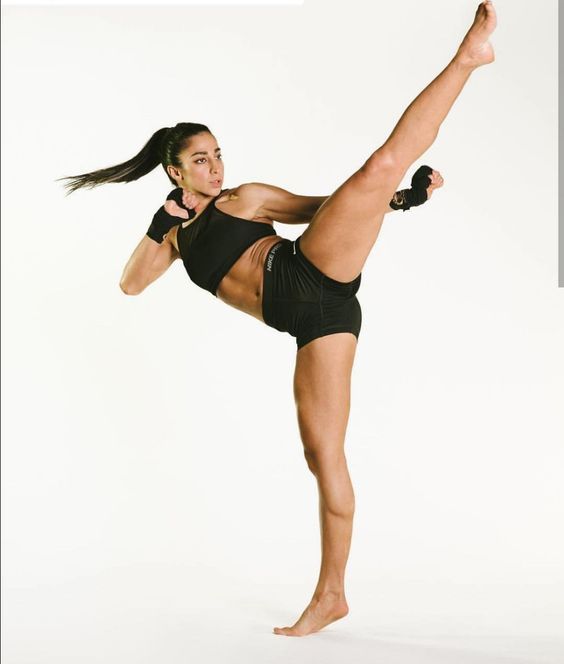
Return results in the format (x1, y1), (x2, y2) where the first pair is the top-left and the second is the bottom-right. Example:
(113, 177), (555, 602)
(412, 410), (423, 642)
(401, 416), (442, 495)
(261, 235), (363, 349)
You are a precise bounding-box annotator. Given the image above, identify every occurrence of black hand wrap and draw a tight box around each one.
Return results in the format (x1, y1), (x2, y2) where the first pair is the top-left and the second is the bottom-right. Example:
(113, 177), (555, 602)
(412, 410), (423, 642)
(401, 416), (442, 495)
(146, 188), (197, 244)
(389, 165), (433, 212)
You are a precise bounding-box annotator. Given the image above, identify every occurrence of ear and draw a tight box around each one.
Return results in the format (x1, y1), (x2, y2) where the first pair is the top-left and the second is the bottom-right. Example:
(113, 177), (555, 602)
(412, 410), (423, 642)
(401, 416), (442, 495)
(166, 164), (182, 184)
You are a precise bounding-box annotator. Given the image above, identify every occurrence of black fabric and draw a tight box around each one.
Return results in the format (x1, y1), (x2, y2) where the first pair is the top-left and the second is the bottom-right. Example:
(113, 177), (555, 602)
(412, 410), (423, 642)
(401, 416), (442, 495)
(146, 206), (184, 244)
(411, 164), (433, 190)
(166, 188), (197, 220)
(389, 164), (433, 212)
(262, 235), (362, 350)
(177, 189), (277, 296)
(146, 188), (196, 244)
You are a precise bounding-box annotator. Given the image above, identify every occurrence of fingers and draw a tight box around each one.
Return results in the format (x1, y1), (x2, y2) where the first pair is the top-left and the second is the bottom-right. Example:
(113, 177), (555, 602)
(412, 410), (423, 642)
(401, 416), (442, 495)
(166, 187), (199, 210)
(182, 189), (198, 209)
(164, 199), (189, 219)
(430, 169), (444, 188)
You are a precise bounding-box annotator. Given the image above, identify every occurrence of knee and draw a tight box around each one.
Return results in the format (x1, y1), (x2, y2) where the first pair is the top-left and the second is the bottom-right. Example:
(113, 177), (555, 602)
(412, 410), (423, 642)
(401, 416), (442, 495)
(303, 450), (355, 514)
(360, 148), (405, 181)
(302, 446), (342, 475)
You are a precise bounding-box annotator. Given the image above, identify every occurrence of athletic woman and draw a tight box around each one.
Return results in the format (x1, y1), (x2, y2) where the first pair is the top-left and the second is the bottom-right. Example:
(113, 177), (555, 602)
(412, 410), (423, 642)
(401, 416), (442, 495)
(61, 1), (496, 637)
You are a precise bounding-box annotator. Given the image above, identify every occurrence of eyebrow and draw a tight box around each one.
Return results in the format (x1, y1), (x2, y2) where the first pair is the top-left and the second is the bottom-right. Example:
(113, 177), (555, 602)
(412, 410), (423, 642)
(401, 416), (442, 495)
(190, 147), (222, 157)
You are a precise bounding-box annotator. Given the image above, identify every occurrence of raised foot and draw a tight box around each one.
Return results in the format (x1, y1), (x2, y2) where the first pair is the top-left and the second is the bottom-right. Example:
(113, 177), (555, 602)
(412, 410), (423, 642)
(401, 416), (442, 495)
(273, 593), (349, 637)
(455, 0), (497, 68)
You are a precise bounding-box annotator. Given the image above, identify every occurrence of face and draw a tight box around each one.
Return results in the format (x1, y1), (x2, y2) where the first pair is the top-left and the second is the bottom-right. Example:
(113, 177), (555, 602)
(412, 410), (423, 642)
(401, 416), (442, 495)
(168, 132), (224, 195)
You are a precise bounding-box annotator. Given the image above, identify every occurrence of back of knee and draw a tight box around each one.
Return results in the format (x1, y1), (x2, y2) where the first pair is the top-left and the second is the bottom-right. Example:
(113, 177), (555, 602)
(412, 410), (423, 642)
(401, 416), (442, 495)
(303, 449), (319, 475)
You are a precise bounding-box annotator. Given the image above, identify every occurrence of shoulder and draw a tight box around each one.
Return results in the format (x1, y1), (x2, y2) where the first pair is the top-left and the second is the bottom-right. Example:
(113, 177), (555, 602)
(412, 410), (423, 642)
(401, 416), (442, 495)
(217, 183), (273, 221)
(221, 182), (269, 203)
(227, 182), (288, 220)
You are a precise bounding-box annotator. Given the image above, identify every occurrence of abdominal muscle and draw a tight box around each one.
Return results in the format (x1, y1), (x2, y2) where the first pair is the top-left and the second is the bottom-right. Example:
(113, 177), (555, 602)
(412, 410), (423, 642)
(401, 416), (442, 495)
(168, 189), (282, 323)
(215, 234), (283, 321)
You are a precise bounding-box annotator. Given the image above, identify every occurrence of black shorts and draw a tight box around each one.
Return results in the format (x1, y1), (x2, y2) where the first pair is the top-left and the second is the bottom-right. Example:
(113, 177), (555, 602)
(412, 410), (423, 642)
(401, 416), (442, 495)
(262, 235), (362, 350)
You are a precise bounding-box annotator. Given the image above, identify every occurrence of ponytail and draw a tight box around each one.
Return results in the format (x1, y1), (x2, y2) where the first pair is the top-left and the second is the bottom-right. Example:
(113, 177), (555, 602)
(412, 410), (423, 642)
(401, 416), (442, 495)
(59, 122), (211, 194)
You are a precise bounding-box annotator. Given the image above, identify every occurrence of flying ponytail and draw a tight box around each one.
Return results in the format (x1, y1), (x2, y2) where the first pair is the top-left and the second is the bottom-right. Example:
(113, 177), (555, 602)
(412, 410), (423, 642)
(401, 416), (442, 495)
(59, 122), (211, 194)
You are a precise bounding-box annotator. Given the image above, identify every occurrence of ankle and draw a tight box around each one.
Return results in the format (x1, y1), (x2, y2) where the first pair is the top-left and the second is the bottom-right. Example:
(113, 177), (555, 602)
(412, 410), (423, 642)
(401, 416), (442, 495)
(451, 53), (478, 73)
(313, 588), (346, 602)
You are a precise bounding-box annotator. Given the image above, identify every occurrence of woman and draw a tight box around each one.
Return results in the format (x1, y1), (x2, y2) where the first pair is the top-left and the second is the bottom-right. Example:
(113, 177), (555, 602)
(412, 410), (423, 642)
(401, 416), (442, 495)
(62, 1), (496, 637)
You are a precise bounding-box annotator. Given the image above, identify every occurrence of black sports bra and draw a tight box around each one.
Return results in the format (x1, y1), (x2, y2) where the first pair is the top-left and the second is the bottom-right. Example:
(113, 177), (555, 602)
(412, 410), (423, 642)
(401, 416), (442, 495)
(177, 190), (278, 296)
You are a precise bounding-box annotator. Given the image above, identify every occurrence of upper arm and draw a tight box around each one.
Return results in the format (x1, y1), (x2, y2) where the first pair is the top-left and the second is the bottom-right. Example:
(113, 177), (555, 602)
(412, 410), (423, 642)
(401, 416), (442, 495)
(120, 233), (180, 295)
(241, 182), (325, 224)
(143, 235), (180, 288)
(153, 233), (180, 273)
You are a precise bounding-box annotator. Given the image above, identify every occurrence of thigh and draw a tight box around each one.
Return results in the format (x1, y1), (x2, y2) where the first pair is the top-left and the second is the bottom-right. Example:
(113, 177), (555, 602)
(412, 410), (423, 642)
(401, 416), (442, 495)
(299, 152), (408, 283)
(293, 332), (358, 460)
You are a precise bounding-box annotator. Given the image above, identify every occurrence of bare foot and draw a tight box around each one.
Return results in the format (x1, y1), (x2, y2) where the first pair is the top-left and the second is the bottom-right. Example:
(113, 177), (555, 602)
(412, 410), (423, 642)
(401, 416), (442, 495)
(455, 0), (497, 68)
(273, 592), (349, 637)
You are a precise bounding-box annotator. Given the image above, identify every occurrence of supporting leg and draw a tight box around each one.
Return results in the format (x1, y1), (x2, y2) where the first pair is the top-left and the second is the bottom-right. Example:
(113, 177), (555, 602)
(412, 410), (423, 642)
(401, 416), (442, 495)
(273, 332), (357, 637)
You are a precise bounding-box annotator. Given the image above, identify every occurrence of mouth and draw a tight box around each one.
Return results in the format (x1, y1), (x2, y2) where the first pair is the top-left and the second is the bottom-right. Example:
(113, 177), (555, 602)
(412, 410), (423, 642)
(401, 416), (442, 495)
(210, 180), (222, 187)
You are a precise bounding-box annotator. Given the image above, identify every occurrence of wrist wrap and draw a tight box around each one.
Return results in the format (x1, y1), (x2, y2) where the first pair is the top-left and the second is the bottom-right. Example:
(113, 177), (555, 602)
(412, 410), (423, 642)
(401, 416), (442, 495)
(389, 165), (433, 212)
(146, 188), (197, 244)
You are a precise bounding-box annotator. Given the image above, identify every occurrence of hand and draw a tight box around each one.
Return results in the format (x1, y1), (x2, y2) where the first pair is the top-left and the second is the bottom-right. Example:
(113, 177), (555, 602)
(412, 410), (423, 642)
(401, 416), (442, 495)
(425, 169), (444, 200)
(181, 189), (199, 211)
(163, 188), (199, 219)
(145, 188), (198, 244)
(164, 199), (189, 219)
(390, 165), (444, 212)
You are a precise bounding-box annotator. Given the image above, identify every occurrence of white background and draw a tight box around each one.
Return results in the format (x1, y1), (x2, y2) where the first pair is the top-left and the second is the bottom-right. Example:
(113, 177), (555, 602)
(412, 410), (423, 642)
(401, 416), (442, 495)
(1, 1), (563, 663)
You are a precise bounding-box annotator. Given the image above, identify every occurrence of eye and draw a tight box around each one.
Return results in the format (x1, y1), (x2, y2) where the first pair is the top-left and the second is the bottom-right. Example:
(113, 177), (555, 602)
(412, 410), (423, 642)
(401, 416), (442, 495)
(195, 155), (222, 164)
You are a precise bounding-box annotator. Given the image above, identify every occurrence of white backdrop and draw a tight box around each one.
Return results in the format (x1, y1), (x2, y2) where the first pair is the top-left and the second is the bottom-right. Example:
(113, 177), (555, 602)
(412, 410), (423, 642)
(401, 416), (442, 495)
(1, 1), (563, 663)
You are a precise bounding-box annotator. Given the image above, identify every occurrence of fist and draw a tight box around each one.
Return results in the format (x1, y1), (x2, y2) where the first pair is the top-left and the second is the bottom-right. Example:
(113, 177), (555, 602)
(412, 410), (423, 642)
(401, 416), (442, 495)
(163, 188), (199, 219)
(181, 189), (199, 210)
(164, 199), (189, 219)
(426, 169), (444, 199)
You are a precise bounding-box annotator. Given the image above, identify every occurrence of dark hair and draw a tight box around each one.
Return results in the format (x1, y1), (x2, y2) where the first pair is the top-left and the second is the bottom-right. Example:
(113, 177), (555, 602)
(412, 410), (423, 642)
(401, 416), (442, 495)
(58, 122), (212, 194)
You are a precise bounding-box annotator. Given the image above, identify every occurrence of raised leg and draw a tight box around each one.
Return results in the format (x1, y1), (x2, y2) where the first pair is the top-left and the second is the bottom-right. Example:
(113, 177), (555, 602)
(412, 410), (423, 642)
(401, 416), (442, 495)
(273, 332), (358, 637)
(299, 1), (497, 283)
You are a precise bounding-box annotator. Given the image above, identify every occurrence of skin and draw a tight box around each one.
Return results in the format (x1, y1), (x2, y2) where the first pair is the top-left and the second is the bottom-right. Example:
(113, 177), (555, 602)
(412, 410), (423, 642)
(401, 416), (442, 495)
(120, 132), (443, 308)
(165, 140), (443, 320)
(164, 133), (226, 212)
(119, 0), (496, 638)
(270, 1), (496, 637)
(162, 135), (443, 221)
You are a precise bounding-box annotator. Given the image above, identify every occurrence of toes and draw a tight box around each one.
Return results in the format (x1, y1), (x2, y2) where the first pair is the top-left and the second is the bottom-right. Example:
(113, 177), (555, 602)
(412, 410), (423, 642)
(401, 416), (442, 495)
(273, 627), (297, 636)
(273, 625), (305, 637)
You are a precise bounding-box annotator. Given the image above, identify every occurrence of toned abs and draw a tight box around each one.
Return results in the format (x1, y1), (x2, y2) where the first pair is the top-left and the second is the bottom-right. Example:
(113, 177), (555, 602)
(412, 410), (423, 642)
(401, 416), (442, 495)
(168, 187), (282, 322)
